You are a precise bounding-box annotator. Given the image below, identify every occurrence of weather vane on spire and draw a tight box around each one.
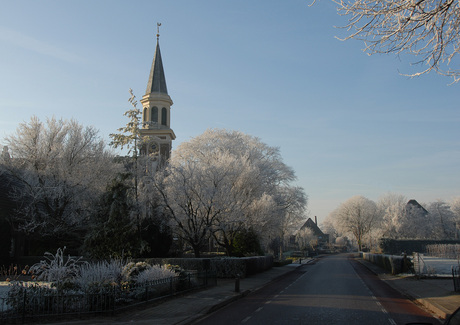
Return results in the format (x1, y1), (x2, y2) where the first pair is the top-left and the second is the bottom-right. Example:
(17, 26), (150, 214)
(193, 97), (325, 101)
(156, 22), (161, 40)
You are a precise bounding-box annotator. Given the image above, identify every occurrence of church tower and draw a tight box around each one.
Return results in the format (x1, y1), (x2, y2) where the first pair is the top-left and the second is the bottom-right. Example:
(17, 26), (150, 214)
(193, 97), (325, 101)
(140, 24), (175, 166)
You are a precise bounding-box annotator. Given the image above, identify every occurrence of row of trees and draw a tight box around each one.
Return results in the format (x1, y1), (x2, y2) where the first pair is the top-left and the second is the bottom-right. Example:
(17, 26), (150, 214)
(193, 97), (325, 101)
(323, 194), (460, 251)
(0, 110), (307, 260)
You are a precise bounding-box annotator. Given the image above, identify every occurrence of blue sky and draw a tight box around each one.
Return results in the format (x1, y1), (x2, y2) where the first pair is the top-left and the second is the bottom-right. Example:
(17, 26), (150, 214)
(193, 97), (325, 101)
(1, 0), (459, 224)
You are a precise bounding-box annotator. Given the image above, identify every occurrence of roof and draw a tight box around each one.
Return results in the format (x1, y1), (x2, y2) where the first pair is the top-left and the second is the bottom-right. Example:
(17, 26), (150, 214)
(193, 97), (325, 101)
(300, 218), (325, 237)
(406, 199), (428, 214)
(145, 39), (168, 95)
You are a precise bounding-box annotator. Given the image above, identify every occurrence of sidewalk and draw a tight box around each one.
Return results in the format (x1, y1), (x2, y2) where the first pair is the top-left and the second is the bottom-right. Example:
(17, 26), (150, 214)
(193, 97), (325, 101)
(52, 256), (460, 324)
(358, 258), (460, 320)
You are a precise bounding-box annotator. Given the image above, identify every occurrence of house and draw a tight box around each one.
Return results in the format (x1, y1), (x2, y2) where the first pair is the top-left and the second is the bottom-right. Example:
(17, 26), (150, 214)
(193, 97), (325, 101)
(299, 217), (329, 245)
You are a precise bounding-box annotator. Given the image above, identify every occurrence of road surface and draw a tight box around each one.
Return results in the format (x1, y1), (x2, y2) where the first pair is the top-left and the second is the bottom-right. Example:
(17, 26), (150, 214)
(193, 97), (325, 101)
(194, 254), (439, 325)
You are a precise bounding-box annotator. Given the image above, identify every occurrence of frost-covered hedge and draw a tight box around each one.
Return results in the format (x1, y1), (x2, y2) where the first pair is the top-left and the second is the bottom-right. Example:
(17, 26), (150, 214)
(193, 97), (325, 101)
(379, 238), (460, 255)
(361, 253), (412, 275)
(143, 256), (273, 278)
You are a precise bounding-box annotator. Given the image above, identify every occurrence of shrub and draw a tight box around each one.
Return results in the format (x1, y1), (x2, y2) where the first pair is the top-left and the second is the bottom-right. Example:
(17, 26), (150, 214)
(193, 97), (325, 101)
(122, 261), (151, 281)
(136, 264), (177, 284)
(362, 252), (411, 275)
(75, 259), (125, 292)
(30, 247), (85, 289)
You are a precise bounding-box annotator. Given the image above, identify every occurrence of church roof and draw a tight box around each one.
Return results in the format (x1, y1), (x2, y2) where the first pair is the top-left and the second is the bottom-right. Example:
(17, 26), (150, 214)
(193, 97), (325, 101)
(145, 39), (168, 95)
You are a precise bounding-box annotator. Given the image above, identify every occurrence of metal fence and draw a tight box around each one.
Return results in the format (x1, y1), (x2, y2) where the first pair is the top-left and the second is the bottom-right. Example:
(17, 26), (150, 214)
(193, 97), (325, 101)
(0, 271), (216, 324)
(452, 266), (460, 292)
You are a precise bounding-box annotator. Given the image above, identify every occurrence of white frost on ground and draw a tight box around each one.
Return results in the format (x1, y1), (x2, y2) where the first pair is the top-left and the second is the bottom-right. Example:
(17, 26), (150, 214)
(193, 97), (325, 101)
(412, 255), (460, 276)
(0, 282), (10, 298)
(0, 282), (10, 311)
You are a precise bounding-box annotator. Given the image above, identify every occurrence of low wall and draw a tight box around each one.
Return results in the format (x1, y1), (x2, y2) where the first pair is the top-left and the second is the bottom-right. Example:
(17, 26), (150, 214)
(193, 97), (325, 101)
(143, 255), (274, 278)
(361, 252), (411, 275)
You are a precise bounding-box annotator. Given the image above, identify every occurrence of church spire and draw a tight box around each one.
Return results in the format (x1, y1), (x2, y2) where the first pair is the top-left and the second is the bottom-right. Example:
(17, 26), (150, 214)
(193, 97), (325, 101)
(140, 23), (175, 166)
(145, 23), (168, 95)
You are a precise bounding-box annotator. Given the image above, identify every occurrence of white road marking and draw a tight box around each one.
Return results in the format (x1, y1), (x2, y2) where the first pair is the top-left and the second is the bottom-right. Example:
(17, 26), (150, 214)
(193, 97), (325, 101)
(242, 316), (251, 323)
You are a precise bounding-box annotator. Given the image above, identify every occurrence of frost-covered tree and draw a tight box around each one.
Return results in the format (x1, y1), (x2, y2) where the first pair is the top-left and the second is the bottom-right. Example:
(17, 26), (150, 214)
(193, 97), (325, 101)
(333, 0), (460, 82)
(426, 200), (457, 239)
(1, 116), (115, 249)
(451, 197), (460, 220)
(332, 196), (381, 251)
(273, 186), (308, 257)
(378, 193), (407, 238)
(295, 227), (317, 251)
(109, 90), (144, 228)
(153, 129), (307, 257)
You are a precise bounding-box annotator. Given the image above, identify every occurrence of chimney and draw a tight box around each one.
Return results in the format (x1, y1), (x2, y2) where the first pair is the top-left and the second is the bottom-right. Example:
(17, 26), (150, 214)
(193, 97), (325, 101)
(315, 216), (317, 225)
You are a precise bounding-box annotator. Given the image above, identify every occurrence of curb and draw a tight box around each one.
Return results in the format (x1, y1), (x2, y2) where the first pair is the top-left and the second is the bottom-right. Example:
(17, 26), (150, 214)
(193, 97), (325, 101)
(356, 258), (451, 320)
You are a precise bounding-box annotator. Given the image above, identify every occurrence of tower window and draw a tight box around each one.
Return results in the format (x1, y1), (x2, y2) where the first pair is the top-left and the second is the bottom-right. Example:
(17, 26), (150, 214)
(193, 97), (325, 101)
(161, 107), (167, 126)
(143, 108), (147, 122)
(151, 107), (158, 123)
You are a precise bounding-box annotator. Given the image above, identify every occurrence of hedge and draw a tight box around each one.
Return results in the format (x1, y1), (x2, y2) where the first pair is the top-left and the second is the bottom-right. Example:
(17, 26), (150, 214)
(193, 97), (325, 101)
(361, 252), (411, 275)
(379, 239), (460, 255)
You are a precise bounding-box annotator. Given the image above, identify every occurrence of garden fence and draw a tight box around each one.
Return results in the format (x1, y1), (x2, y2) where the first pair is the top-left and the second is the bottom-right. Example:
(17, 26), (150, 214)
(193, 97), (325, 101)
(452, 266), (460, 292)
(0, 270), (216, 324)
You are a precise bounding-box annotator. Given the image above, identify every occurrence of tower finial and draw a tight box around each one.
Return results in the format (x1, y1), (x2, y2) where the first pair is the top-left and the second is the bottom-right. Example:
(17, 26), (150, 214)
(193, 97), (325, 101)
(157, 22), (161, 41)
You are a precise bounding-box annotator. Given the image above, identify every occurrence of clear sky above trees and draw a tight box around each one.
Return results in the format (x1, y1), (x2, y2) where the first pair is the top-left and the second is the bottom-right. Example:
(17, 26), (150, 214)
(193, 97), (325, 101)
(0, 0), (459, 223)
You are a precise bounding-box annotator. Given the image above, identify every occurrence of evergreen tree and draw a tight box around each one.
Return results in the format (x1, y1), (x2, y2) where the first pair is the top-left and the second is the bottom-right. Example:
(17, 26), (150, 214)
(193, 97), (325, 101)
(84, 174), (141, 259)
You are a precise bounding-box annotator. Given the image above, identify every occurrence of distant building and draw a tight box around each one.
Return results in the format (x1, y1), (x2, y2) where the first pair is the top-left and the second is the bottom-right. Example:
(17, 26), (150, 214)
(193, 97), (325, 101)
(299, 217), (329, 245)
(406, 199), (428, 215)
(139, 28), (175, 168)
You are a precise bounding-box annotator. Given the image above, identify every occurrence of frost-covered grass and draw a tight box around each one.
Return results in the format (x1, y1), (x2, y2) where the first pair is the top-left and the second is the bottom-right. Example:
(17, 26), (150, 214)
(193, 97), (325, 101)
(136, 264), (177, 284)
(0, 281), (9, 297)
(75, 259), (125, 290)
(413, 255), (460, 276)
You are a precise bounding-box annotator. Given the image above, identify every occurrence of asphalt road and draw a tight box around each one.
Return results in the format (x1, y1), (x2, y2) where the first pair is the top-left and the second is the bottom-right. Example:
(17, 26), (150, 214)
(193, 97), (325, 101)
(194, 254), (440, 325)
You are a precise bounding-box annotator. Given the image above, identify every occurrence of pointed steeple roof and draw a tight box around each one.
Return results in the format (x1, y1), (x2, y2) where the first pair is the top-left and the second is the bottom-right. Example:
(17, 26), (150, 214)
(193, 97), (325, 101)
(145, 39), (168, 95)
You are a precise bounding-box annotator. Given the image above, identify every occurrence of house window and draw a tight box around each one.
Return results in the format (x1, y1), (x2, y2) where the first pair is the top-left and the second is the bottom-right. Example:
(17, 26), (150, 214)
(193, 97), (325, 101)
(151, 107), (158, 123)
(161, 107), (167, 126)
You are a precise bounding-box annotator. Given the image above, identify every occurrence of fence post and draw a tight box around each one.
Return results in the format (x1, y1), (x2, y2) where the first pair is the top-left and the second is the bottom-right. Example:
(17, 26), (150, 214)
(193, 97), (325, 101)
(170, 277), (173, 295)
(235, 275), (240, 293)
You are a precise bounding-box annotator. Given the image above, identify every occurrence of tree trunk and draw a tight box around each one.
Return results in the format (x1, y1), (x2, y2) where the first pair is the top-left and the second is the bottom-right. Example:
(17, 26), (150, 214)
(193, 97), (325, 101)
(193, 245), (201, 258)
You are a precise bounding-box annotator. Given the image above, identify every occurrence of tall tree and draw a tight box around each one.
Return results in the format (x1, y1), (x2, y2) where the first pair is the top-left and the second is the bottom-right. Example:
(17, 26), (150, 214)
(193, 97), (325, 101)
(153, 129), (307, 257)
(1, 116), (115, 250)
(84, 174), (141, 259)
(378, 193), (408, 239)
(109, 89), (143, 218)
(333, 0), (460, 82)
(426, 200), (456, 239)
(332, 195), (381, 251)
